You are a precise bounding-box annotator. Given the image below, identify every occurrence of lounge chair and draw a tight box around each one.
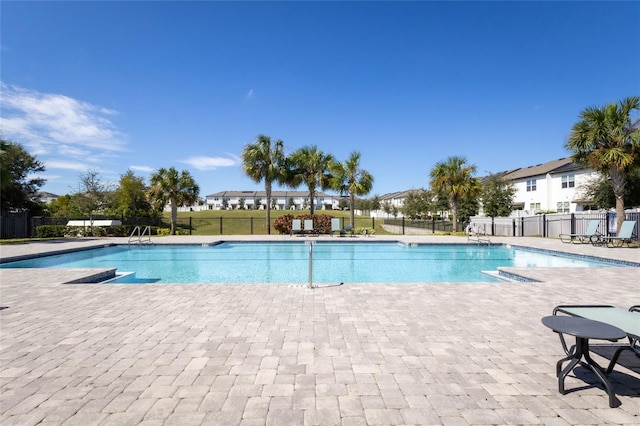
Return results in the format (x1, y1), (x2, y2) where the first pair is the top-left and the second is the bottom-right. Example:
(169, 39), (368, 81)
(304, 219), (317, 237)
(591, 220), (637, 247)
(559, 219), (601, 244)
(342, 225), (355, 237)
(291, 219), (302, 236)
(330, 218), (341, 237)
(553, 305), (639, 373)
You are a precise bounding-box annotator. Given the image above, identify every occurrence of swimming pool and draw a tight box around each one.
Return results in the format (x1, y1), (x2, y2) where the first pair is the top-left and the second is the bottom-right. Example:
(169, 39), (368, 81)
(0, 242), (618, 284)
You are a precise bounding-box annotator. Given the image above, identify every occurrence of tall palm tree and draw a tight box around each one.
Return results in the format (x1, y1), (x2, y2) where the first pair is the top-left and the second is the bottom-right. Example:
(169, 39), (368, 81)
(148, 167), (200, 235)
(429, 156), (480, 231)
(287, 145), (334, 215)
(566, 96), (640, 234)
(330, 151), (374, 228)
(241, 134), (286, 234)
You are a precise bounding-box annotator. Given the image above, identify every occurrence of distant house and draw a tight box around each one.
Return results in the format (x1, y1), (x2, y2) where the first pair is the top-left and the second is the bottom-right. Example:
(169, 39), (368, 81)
(500, 157), (598, 214)
(36, 192), (59, 204)
(204, 191), (342, 211)
(369, 157), (600, 218)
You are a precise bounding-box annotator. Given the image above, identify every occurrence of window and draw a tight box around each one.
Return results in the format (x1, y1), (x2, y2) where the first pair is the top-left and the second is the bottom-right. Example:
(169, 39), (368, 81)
(557, 201), (570, 213)
(529, 202), (541, 211)
(561, 174), (575, 189)
(526, 179), (537, 191)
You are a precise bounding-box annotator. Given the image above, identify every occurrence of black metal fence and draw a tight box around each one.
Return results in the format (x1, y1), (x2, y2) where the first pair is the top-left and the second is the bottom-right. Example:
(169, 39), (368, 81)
(382, 218), (458, 234)
(0, 212), (30, 239)
(467, 212), (640, 243)
(3, 211), (639, 242)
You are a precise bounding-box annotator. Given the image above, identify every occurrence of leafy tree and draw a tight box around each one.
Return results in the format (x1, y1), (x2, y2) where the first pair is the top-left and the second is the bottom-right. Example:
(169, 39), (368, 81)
(370, 195), (381, 212)
(401, 189), (431, 219)
(110, 170), (153, 220)
(579, 166), (640, 209)
(238, 198), (246, 210)
(457, 195), (480, 225)
(0, 139), (46, 214)
(287, 145), (334, 215)
(49, 194), (84, 217)
(481, 173), (516, 218)
(429, 156), (481, 230)
(148, 167), (199, 235)
(565, 96), (640, 234)
(241, 135), (287, 234)
(73, 169), (114, 225)
(329, 151), (374, 227)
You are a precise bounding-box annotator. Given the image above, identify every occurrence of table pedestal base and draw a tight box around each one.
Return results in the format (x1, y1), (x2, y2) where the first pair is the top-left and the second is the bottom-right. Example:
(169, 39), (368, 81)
(556, 336), (617, 408)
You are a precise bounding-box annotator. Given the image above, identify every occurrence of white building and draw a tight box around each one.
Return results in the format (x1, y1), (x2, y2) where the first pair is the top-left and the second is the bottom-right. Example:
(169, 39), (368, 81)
(501, 157), (598, 214)
(204, 190), (342, 211)
(370, 157), (600, 218)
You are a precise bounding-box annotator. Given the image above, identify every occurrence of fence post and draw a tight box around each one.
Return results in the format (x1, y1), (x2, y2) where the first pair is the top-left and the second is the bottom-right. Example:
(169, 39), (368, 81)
(512, 219), (516, 237)
(542, 214), (547, 238)
(570, 213), (575, 236)
(402, 217), (405, 235)
(372, 217), (375, 230)
(250, 217), (253, 235)
(219, 217), (223, 235)
(189, 217), (192, 235)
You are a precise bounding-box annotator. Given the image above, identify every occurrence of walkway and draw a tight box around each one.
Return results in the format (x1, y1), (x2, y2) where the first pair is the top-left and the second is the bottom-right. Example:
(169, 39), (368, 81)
(1, 236), (638, 425)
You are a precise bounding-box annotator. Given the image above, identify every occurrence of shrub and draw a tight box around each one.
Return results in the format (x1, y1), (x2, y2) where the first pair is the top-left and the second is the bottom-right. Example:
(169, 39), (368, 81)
(273, 214), (296, 234)
(157, 228), (171, 236)
(36, 225), (67, 238)
(354, 227), (375, 235)
(273, 214), (335, 235)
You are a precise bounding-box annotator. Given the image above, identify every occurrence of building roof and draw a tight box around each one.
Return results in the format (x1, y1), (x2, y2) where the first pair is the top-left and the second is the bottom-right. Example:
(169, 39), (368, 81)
(379, 190), (420, 201)
(37, 191), (59, 198)
(499, 157), (584, 181)
(206, 190), (336, 198)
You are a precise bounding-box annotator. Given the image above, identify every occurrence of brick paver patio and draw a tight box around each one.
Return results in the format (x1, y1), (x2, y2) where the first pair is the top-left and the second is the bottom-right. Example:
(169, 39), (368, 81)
(1, 236), (638, 425)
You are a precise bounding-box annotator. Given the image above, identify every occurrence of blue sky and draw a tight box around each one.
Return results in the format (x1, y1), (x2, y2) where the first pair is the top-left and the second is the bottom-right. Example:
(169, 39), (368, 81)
(2, 1), (639, 198)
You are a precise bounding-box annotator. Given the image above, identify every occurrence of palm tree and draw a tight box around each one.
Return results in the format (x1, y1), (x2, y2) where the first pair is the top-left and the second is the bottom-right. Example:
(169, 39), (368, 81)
(429, 156), (480, 231)
(566, 96), (640, 234)
(287, 145), (334, 215)
(241, 135), (286, 234)
(330, 151), (374, 228)
(148, 167), (200, 235)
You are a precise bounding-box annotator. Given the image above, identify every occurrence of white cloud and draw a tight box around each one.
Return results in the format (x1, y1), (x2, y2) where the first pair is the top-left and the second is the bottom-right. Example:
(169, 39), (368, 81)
(46, 160), (93, 172)
(0, 82), (127, 156)
(130, 165), (154, 172)
(182, 156), (238, 171)
(246, 89), (254, 99)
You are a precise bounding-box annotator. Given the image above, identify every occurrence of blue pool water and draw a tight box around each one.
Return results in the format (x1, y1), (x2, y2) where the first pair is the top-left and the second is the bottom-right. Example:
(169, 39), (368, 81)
(1, 242), (616, 284)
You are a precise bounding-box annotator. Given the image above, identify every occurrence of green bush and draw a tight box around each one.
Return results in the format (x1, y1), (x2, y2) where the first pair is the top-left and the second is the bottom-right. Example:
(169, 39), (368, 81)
(354, 226), (375, 235)
(36, 225), (67, 238)
(272, 214), (335, 235)
(273, 214), (296, 234)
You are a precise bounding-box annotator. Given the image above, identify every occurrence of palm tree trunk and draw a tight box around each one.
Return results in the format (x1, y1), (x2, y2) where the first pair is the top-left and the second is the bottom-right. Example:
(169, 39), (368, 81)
(265, 181), (272, 235)
(309, 187), (315, 215)
(170, 203), (178, 235)
(610, 167), (626, 235)
(349, 192), (355, 228)
(451, 197), (458, 233)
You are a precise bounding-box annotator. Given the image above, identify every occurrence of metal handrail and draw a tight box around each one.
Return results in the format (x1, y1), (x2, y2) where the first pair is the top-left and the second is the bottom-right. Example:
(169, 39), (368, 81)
(128, 226), (152, 245)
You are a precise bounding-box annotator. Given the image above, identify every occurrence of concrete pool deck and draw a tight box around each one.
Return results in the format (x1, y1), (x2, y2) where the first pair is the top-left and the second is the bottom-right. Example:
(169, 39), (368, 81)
(1, 236), (638, 425)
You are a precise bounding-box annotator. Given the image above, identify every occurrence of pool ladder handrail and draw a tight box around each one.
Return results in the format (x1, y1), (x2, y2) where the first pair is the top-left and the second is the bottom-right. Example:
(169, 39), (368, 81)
(467, 223), (491, 245)
(128, 226), (152, 245)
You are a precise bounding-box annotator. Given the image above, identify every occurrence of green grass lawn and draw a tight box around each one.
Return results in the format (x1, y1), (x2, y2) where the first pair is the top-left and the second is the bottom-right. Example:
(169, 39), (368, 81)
(166, 209), (393, 235)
